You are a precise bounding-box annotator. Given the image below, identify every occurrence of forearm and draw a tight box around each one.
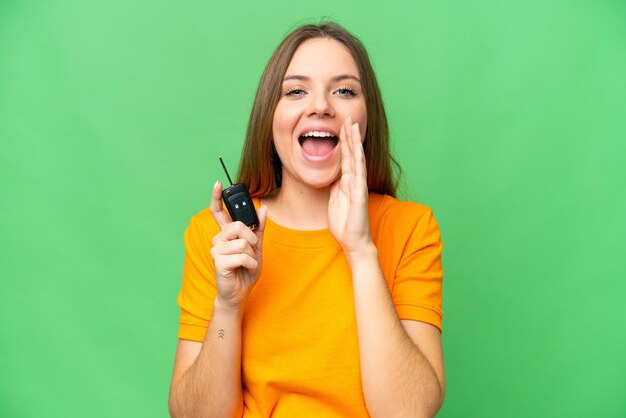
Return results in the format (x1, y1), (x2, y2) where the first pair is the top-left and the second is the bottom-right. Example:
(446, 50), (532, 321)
(169, 298), (244, 418)
(348, 245), (443, 418)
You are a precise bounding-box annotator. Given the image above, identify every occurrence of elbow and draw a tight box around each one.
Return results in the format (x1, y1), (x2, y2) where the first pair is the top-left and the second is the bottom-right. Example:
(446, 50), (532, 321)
(435, 374), (446, 414)
(406, 395), (444, 418)
(168, 385), (243, 418)
(168, 385), (182, 418)
(167, 382), (195, 418)
(421, 380), (445, 418)
(367, 391), (444, 418)
(364, 372), (445, 418)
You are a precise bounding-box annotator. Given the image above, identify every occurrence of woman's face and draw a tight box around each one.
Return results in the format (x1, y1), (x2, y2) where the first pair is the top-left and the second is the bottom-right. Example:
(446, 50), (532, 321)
(272, 38), (367, 191)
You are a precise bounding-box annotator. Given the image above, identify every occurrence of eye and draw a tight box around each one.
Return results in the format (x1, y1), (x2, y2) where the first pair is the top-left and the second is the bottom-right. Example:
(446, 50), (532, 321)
(336, 87), (356, 97)
(284, 87), (306, 97)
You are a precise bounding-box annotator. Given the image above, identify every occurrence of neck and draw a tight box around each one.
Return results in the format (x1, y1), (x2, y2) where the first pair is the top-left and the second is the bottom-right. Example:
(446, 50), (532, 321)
(262, 181), (332, 231)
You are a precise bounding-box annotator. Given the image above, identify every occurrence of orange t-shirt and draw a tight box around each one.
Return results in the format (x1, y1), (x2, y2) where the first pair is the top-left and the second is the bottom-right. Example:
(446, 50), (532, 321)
(177, 193), (444, 417)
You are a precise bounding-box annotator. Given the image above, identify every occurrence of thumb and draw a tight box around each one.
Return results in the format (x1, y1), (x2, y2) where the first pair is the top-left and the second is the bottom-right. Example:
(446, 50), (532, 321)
(254, 206), (268, 252)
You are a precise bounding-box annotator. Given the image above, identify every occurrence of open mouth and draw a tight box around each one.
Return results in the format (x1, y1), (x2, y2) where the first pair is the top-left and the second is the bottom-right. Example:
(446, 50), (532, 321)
(298, 131), (339, 156)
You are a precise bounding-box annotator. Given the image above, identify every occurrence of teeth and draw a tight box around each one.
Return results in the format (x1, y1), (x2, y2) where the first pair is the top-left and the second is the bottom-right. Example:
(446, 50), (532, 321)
(302, 131), (334, 138)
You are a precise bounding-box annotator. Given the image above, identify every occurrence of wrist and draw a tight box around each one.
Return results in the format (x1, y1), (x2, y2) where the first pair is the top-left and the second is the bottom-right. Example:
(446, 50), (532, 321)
(345, 240), (379, 267)
(214, 296), (245, 320)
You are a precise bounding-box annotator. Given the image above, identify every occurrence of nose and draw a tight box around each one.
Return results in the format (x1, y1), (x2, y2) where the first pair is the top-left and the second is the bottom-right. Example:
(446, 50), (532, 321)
(305, 92), (335, 118)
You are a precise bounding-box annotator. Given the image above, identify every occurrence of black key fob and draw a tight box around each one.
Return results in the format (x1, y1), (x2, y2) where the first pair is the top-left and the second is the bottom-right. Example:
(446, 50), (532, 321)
(219, 157), (259, 230)
(222, 183), (259, 229)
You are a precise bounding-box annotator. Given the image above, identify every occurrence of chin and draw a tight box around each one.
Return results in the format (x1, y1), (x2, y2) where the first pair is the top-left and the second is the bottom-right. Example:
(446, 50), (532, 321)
(300, 168), (341, 190)
(305, 175), (341, 189)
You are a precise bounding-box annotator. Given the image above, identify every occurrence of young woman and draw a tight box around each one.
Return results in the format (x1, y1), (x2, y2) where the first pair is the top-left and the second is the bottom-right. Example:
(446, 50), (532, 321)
(169, 23), (445, 417)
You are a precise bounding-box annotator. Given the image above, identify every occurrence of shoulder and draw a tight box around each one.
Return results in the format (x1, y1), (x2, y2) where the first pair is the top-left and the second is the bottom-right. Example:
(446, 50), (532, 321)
(368, 192), (442, 257)
(190, 207), (219, 229)
(184, 208), (221, 245)
(368, 192), (434, 229)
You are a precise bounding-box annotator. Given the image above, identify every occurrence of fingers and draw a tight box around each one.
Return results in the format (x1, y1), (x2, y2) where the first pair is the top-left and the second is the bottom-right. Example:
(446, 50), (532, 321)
(209, 181), (232, 229)
(345, 117), (355, 173)
(210, 238), (256, 259)
(211, 219), (263, 274)
(213, 252), (259, 274)
(339, 116), (368, 196)
(339, 117), (355, 196)
(341, 116), (366, 173)
(209, 181), (266, 279)
(213, 220), (259, 247)
(340, 121), (351, 178)
(351, 121), (366, 183)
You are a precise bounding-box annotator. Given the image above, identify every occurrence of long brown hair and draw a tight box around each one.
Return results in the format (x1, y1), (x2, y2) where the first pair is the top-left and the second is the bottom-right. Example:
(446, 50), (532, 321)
(237, 22), (402, 197)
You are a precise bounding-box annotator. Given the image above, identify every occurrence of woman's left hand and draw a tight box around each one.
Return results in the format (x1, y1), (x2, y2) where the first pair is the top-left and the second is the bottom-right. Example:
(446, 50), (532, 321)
(328, 116), (374, 258)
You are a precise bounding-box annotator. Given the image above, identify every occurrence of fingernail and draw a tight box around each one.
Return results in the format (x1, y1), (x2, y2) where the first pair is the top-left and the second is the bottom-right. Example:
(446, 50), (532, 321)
(348, 116), (353, 124)
(214, 180), (220, 189)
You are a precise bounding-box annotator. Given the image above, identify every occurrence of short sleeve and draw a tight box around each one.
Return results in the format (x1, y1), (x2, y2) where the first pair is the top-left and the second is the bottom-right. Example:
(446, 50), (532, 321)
(176, 211), (219, 342)
(391, 209), (444, 332)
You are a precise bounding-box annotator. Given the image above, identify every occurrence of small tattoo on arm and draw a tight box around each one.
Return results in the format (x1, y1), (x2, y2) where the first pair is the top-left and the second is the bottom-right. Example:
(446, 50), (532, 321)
(218, 329), (225, 339)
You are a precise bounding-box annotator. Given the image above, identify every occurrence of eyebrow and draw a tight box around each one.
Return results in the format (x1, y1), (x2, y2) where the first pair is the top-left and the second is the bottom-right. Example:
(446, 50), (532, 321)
(282, 74), (361, 83)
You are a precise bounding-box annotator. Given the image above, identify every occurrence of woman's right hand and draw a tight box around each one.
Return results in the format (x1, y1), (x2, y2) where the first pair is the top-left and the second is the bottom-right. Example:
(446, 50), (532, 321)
(209, 180), (267, 312)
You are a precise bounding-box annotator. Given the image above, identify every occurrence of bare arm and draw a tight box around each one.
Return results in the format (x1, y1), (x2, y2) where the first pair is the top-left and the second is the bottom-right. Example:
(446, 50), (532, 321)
(169, 181), (267, 418)
(169, 300), (244, 418)
(348, 246), (445, 418)
(329, 117), (445, 417)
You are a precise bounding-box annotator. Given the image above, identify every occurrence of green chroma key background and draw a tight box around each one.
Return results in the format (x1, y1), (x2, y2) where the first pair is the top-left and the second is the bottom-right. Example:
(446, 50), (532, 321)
(1, 1), (625, 416)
